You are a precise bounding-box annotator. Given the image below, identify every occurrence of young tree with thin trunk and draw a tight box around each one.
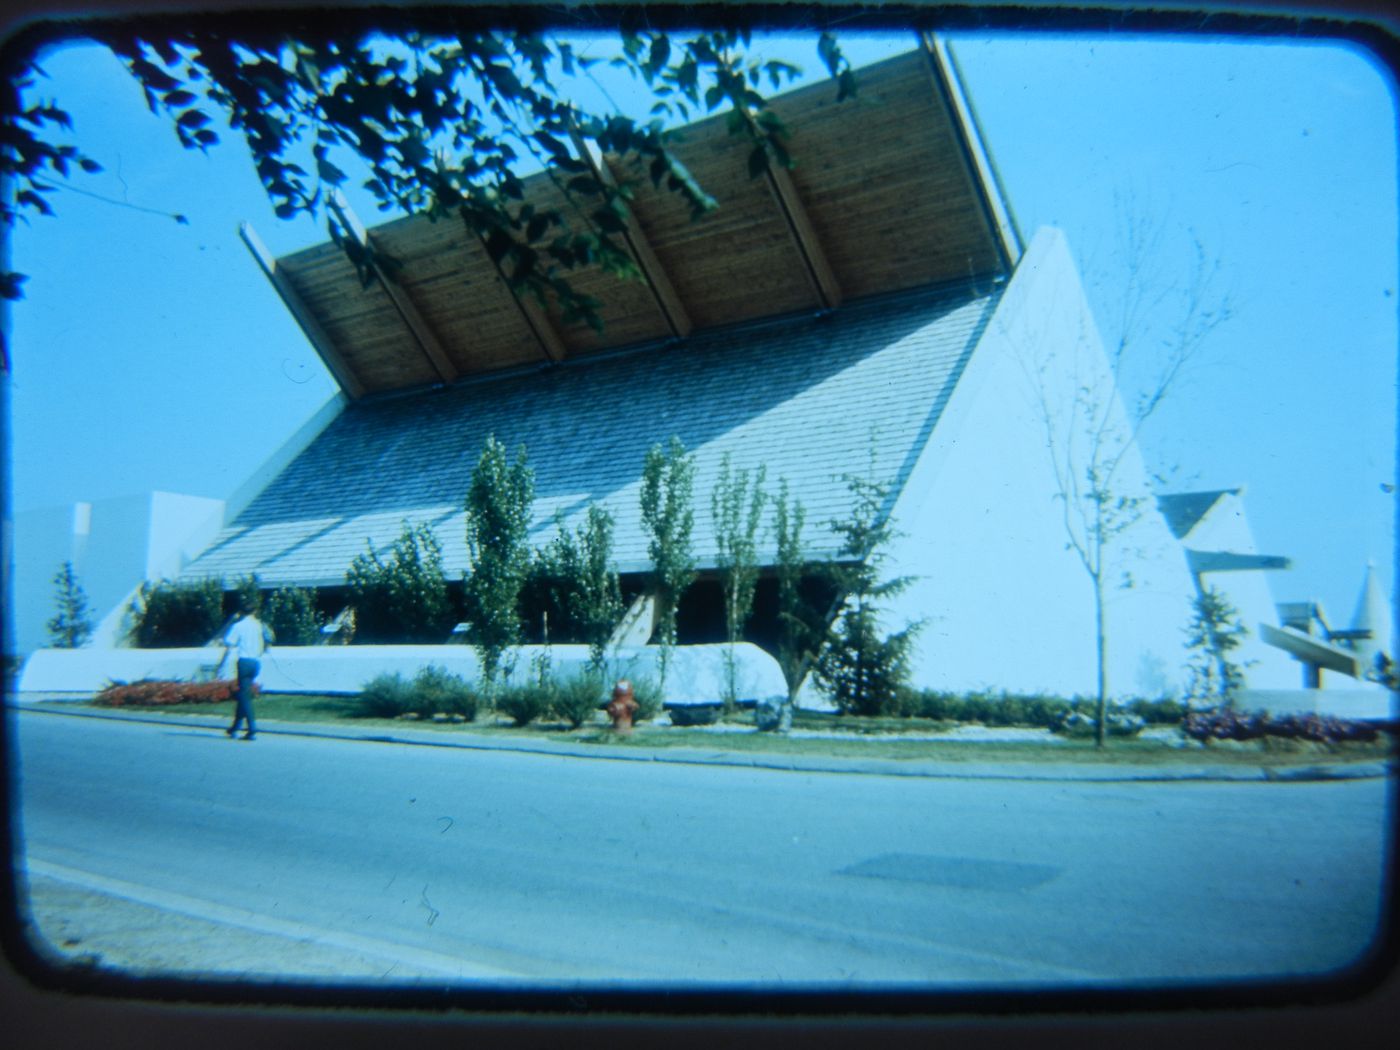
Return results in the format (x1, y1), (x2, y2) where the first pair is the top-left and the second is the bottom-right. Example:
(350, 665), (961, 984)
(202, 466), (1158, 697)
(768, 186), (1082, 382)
(711, 453), (766, 709)
(1018, 209), (1231, 746)
(772, 478), (825, 722)
(640, 435), (696, 690)
(464, 435), (535, 692)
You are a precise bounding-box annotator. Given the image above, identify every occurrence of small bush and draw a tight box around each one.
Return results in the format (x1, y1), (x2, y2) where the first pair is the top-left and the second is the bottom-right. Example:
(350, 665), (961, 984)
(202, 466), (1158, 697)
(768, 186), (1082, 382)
(552, 673), (604, 729)
(96, 679), (253, 707)
(410, 665), (479, 719)
(357, 667), (479, 719)
(631, 677), (663, 722)
(495, 681), (552, 727)
(357, 672), (415, 718)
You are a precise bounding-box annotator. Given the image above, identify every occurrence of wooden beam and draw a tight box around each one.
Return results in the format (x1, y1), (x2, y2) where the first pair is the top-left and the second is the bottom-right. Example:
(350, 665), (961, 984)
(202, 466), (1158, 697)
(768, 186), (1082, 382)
(763, 158), (842, 310)
(574, 134), (693, 338)
(920, 32), (1023, 271)
(473, 232), (567, 364)
(239, 222), (366, 400)
(328, 192), (459, 385)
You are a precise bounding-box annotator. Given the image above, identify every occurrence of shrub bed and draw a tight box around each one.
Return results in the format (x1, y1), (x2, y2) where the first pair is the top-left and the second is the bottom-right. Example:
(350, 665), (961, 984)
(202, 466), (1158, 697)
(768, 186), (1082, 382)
(357, 666), (480, 720)
(96, 679), (254, 707)
(896, 689), (1187, 730)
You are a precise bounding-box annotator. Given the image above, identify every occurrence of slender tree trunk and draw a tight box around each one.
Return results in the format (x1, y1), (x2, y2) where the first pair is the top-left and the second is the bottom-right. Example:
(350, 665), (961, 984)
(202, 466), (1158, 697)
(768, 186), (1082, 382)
(1094, 570), (1108, 749)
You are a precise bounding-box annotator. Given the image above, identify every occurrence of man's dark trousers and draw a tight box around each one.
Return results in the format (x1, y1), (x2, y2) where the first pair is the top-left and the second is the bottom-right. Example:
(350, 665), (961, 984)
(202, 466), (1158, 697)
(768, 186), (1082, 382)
(231, 657), (260, 737)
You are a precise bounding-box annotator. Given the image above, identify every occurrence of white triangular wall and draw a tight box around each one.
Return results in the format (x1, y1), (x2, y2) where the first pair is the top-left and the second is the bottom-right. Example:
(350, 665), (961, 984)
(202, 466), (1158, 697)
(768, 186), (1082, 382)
(883, 227), (1198, 698)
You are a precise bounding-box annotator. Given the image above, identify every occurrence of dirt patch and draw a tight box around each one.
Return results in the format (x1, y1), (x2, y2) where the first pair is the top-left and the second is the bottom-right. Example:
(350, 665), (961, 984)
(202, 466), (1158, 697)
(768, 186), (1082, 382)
(19, 873), (443, 981)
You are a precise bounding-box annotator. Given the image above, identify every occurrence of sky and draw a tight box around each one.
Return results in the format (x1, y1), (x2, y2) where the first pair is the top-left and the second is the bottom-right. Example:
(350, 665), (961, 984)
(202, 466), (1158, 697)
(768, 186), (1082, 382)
(4, 24), (1396, 625)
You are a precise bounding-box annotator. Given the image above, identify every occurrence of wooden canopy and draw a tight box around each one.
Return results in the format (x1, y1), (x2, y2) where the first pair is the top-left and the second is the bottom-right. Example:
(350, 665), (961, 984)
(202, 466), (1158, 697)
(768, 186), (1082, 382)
(243, 39), (1019, 400)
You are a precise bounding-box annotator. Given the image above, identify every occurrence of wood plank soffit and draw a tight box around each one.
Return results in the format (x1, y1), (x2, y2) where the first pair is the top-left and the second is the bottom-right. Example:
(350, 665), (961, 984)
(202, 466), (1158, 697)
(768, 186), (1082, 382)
(328, 192), (459, 385)
(239, 221), (366, 400)
(763, 159), (842, 310)
(575, 134), (693, 339)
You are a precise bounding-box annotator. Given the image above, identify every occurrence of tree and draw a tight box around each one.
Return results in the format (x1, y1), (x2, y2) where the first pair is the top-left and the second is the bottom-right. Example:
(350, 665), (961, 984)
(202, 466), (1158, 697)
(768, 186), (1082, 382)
(639, 435), (696, 688)
(710, 453), (766, 708)
(346, 521), (451, 643)
(3, 17), (854, 323)
(533, 505), (623, 678)
(46, 560), (93, 648)
(815, 473), (919, 717)
(1017, 208), (1231, 746)
(1184, 585), (1250, 708)
(463, 434), (535, 689)
(773, 478), (824, 708)
(264, 585), (324, 646)
(130, 577), (225, 648)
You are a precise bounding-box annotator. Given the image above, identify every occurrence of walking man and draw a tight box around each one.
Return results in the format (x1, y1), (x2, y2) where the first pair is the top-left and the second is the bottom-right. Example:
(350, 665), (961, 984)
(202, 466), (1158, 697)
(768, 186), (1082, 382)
(224, 597), (270, 740)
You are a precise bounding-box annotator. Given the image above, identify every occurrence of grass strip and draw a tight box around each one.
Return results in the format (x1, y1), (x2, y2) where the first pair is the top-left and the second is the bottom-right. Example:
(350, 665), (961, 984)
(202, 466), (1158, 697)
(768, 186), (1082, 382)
(54, 694), (1396, 768)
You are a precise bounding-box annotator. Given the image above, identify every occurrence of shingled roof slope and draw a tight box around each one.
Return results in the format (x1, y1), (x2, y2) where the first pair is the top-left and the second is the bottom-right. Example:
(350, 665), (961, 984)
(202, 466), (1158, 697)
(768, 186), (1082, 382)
(182, 279), (1002, 587)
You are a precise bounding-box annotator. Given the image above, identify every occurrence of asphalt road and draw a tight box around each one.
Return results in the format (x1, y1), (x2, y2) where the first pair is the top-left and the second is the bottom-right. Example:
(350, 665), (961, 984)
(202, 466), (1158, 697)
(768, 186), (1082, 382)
(12, 709), (1393, 987)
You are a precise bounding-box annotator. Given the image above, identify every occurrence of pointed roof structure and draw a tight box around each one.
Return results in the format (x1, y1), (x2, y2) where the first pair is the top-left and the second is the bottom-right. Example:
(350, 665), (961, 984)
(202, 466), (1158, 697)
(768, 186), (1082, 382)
(242, 44), (1019, 400)
(1347, 562), (1393, 666)
(188, 42), (1021, 589)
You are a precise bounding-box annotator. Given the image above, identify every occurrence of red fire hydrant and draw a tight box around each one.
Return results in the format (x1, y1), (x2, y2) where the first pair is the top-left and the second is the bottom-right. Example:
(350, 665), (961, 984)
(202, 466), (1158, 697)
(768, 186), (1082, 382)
(607, 679), (638, 733)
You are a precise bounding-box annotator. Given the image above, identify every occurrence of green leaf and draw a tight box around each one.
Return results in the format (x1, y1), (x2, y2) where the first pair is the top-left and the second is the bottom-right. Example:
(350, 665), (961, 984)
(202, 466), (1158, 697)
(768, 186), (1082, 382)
(565, 175), (603, 197)
(747, 144), (768, 179)
(592, 206), (627, 234)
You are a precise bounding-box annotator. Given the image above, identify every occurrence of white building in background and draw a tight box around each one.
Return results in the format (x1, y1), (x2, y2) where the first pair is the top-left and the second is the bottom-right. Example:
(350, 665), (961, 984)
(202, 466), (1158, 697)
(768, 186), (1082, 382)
(11, 492), (225, 657)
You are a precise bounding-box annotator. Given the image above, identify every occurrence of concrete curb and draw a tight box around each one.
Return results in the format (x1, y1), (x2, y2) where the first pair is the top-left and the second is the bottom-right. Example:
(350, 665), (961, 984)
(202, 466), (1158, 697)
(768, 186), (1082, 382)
(13, 703), (1396, 783)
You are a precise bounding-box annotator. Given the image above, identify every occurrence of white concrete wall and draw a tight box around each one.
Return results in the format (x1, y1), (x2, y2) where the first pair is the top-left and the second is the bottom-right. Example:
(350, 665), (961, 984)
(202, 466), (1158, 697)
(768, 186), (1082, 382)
(17, 642), (786, 707)
(885, 227), (1197, 698)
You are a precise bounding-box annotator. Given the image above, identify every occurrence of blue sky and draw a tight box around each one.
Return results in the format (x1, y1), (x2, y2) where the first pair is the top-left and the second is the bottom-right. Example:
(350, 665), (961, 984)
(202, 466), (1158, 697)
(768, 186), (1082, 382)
(6, 27), (1396, 623)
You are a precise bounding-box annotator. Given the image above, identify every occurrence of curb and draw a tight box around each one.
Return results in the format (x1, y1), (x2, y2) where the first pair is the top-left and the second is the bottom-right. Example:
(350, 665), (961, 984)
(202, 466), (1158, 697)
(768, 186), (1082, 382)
(14, 703), (1396, 784)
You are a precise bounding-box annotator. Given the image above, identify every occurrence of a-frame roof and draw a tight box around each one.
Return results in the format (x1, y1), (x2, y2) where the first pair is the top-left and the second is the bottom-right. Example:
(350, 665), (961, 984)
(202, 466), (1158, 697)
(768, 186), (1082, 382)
(245, 42), (1018, 399)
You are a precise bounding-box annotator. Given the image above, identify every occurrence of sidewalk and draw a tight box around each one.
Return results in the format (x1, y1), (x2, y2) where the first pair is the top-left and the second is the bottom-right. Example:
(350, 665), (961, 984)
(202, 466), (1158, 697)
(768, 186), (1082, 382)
(17, 703), (1395, 784)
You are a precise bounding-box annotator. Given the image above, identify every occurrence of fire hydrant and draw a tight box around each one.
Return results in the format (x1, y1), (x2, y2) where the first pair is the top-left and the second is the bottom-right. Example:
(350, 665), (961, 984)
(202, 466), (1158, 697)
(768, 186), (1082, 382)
(606, 679), (638, 733)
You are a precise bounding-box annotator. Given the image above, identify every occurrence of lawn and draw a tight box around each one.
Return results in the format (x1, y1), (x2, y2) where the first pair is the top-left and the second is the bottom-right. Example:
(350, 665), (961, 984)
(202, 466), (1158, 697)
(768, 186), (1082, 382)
(57, 694), (1397, 768)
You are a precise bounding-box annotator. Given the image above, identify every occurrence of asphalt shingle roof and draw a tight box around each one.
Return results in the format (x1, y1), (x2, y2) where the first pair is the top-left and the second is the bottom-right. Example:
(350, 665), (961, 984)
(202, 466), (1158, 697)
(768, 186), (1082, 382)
(182, 280), (1002, 587)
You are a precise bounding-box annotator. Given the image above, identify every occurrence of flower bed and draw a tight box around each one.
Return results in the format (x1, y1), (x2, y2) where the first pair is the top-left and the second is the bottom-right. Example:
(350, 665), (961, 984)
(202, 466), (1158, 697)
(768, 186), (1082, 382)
(95, 679), (258, 707)
(1183, 709), (1379, 744)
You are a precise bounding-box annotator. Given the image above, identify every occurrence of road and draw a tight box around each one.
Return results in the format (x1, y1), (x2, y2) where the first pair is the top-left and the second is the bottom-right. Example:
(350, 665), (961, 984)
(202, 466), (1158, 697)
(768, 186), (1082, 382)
(11, 709), (1393, 987)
